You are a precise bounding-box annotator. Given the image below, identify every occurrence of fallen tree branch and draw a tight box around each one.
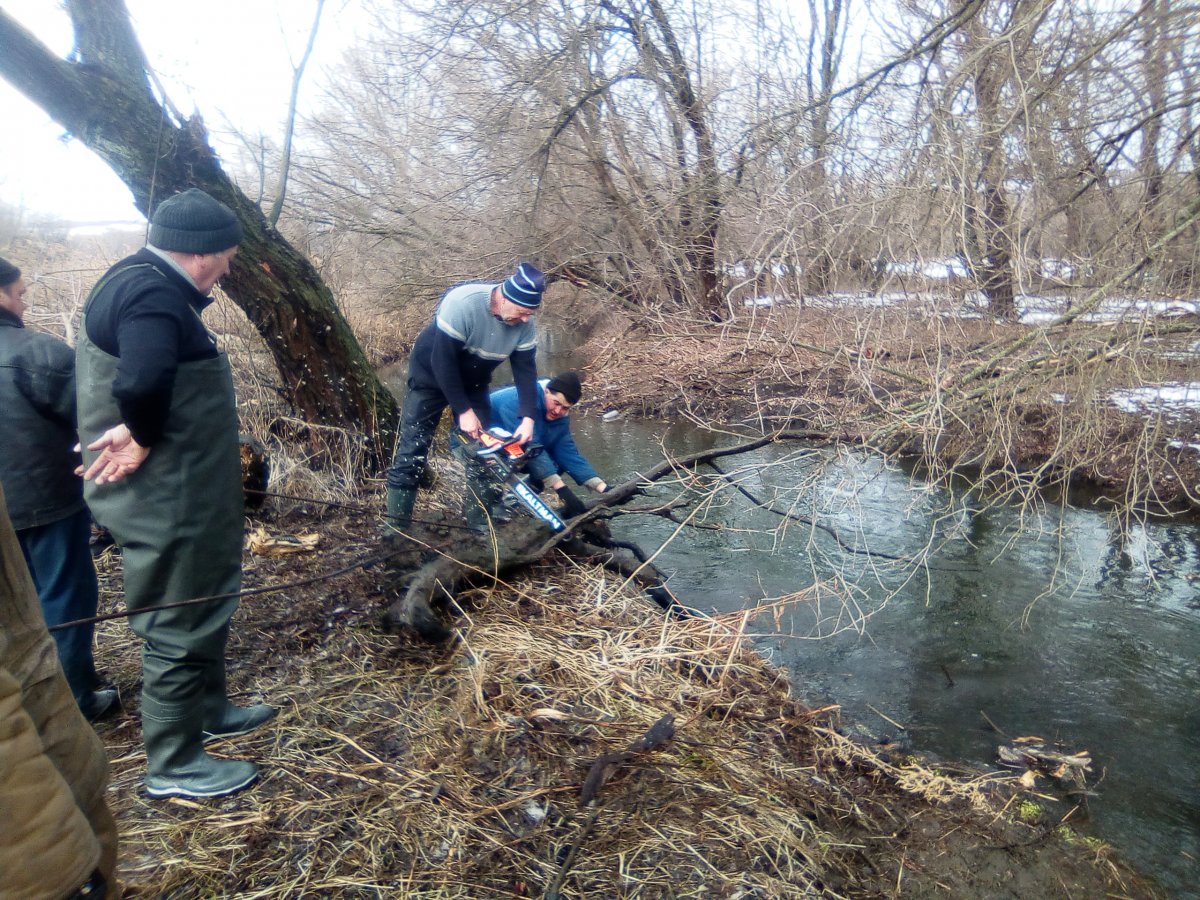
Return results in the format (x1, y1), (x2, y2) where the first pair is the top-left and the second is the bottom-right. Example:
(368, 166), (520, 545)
(580, 714), (677, 804)
(545, 714), (677, 900)
(384, 431), (831, 640)
(703, 459), (913, 561)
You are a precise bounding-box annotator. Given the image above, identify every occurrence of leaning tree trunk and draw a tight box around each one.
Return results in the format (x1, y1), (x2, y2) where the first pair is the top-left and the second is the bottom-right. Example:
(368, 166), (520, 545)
(0, 1), (398, 469)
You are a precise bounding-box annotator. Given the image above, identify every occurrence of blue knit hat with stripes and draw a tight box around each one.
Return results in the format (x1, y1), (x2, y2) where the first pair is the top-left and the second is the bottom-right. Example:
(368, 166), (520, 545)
(500, 262), (545, 309)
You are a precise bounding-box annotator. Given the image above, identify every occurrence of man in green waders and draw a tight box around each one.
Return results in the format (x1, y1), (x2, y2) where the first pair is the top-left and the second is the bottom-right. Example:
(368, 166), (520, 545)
(76, 188), (275, 799)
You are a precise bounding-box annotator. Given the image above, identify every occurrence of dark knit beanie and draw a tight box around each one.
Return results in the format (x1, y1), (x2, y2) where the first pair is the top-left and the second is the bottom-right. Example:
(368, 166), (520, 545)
(0, 257), (19, 288)
(546, 371), (582, 405)
(148, 188), (243, 254)
(500, 261), (545, 309)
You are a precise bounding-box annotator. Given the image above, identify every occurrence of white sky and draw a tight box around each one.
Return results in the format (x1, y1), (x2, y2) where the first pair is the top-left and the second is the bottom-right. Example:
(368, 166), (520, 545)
(1, 0), (887, 226)
(0, 0), (356, 223)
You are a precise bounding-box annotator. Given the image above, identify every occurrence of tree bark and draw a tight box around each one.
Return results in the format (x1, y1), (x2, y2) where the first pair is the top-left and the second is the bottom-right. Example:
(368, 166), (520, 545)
(961, 0), (1019, 321)
(634, 0), (724, 317)
(0, 1), (398, 468)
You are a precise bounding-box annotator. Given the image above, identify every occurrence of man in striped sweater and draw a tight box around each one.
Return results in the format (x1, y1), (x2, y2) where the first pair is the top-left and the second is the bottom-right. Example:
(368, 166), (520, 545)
(385, 262), (546, 534)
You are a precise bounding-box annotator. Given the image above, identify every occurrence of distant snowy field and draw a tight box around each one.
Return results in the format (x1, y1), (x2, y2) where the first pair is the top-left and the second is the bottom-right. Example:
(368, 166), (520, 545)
(728, 258), (1198, 326)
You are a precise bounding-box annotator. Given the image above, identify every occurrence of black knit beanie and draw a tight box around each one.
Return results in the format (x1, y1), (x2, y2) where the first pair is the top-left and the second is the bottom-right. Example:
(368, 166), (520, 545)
(0, 257), (19, 288)
(546, 371), (582, 405)
(148, 188), (243, 254)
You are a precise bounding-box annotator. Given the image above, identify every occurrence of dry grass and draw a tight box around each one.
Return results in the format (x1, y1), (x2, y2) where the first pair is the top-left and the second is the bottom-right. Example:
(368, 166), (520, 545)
(573, 302), (1200, 519)
(9, 239), (1180, 894)
(89, 481), (1151, 898)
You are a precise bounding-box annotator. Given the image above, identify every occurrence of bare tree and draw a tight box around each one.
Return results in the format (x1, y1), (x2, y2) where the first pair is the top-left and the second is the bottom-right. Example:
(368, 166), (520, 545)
(294, 0), (732, 317)
(268, 0), (327, 228)
(800, 0), (848, 295)
(290, 0), (1197, 321)
(0, 0), (398, 467)
(916, 0), (1058, 320)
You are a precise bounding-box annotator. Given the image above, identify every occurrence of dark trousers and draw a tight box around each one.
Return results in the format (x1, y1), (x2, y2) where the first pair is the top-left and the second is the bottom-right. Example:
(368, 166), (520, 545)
(18, 507), (101, 709)
(386, 379), (490, 490)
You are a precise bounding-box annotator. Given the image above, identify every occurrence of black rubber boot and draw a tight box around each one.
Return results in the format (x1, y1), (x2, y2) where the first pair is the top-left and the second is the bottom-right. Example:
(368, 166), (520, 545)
(384, 487), (417, 535)
(142, 700), (259, 799)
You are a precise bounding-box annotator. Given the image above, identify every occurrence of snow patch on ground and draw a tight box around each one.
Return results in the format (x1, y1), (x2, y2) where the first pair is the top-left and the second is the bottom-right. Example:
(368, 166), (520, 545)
(1110, 382), (1200, 417)
(734, 286), (1200, 347)
(884, 259), (970, 279)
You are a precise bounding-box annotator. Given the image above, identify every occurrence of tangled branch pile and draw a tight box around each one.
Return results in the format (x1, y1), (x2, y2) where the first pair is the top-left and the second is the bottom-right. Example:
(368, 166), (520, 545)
(579, 300), (1200, 520)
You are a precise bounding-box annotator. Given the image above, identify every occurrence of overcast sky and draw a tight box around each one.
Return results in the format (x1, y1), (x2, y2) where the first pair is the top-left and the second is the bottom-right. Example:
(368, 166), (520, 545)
(0, 0), (354, 223)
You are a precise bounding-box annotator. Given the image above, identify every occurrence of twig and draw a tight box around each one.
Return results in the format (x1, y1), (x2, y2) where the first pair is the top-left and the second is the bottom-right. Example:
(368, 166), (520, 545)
(546, 715), (677, 899)
(979, 709), (1009, 740)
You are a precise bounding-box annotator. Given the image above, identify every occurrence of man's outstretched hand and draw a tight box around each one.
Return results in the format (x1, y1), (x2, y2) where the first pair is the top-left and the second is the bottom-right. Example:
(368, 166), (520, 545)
(77, 424), (150, 485)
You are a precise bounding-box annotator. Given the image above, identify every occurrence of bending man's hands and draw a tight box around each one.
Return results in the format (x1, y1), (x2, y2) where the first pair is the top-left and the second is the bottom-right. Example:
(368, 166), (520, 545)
(457, 409), (483, 440)
(77, 424), (150, 484)
(513, 417), (535, 444)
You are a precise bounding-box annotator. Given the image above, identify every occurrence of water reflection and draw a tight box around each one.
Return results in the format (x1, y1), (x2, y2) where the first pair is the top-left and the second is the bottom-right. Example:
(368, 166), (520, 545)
(567, 413), (1200, 898)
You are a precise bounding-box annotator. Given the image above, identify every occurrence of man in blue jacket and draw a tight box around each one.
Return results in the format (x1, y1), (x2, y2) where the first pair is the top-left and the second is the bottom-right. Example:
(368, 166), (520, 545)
(489, 371), (607, 517)
(0, 257), (116, 722)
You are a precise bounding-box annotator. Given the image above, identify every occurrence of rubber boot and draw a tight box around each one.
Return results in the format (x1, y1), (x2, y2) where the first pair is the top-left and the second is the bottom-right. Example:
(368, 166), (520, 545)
(201, 658), (277, 744)
(384, 486), (417, 535)
(142, 699), (259, 799)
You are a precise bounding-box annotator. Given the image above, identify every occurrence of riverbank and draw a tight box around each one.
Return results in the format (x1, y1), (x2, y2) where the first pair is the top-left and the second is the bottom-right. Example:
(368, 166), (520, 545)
(91, 468), (1162, 897)
(561, 300), (1200, 518)
(78, 290), (1187, 895)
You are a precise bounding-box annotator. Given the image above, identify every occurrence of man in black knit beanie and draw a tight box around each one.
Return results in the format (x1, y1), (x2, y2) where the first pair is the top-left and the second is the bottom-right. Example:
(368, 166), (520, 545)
(76, 188), (276, 800)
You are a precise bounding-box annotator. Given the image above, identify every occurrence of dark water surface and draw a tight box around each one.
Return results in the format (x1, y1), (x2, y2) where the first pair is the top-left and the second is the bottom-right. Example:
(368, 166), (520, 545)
(569, 413), (1200, 898)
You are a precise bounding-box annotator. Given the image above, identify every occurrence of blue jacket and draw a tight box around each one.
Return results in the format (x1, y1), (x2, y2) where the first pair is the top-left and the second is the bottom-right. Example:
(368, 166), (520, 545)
(489, 379), (599, 486)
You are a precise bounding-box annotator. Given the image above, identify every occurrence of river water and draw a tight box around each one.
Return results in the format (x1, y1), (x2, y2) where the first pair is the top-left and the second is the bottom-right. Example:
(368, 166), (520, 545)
(568, 414), (1199, 898)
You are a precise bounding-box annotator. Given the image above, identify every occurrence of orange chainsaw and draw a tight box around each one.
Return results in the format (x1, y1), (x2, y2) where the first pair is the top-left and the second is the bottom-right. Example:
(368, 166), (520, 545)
(459, 429), (566, 532)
